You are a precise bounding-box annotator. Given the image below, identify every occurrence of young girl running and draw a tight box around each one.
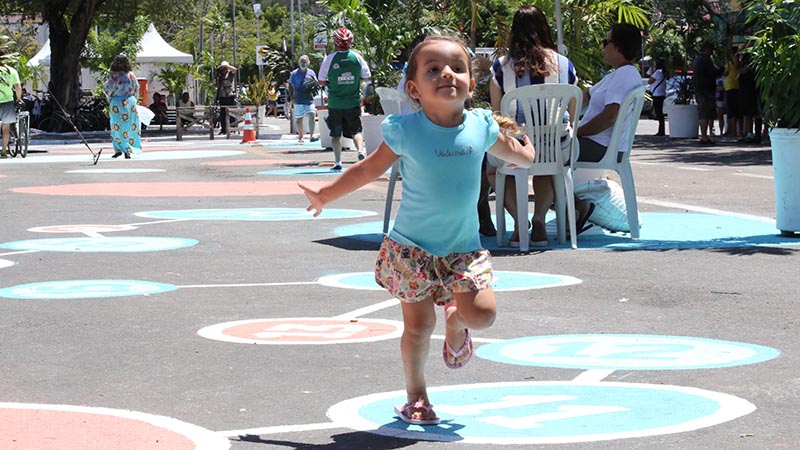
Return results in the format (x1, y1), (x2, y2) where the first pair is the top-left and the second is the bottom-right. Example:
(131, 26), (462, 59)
(299, 35), (535, 426)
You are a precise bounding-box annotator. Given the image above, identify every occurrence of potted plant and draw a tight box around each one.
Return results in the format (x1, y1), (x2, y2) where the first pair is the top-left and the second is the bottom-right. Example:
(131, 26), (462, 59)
(663, 70), (700, 138)
(742, 0), (800, 235)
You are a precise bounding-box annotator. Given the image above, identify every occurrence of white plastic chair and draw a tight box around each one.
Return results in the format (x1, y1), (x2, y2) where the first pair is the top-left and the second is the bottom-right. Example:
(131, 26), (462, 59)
(494, 84), (583, 250)
(574, 84), (648, 240)
(375, 87), (404, 235)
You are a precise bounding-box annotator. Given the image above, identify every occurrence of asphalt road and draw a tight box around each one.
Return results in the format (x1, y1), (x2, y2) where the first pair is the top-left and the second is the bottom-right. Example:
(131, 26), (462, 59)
(1, 116), (798, 450)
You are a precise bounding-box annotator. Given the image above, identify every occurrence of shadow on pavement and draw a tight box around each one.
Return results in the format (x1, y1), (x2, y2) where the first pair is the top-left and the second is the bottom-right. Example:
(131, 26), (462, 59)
(635, 137), (772, 167)
(234, 430), (419, 449)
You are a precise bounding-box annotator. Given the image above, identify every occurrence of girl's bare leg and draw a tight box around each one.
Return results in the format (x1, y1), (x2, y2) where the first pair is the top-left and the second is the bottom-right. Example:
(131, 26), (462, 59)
(445, 288), (497, 364)
(399, 298), (438, 420)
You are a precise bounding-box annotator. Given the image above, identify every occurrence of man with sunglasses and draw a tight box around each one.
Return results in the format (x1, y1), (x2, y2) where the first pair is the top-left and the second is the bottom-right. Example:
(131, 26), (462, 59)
(576, 24), (643, 163)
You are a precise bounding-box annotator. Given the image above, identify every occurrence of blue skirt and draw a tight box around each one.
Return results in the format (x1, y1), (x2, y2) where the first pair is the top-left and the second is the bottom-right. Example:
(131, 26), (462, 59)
(109, 95), (142, 154)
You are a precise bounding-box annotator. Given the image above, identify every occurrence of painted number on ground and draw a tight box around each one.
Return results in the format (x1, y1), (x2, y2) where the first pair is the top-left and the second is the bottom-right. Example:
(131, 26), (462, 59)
(328, 381), (755, 444)
(197, 317), (403, 345)
(475, 334), (781, 370)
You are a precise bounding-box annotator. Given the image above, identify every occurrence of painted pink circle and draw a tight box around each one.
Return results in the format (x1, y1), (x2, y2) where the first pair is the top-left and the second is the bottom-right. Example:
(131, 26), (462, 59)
(0, 409), (196, 450)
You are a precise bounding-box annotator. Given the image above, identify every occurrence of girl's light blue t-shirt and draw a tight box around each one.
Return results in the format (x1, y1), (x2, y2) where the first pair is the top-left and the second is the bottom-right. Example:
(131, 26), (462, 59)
(382, 108), (499, 256)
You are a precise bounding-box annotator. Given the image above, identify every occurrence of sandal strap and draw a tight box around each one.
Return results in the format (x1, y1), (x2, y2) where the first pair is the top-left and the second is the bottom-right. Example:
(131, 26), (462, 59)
(406, 401), (434, 412)
(445, 328), (471, 358)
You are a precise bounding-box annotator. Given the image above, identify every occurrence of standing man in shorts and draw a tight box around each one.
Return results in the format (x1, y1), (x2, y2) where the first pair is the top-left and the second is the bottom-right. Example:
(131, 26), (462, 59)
(318, 27), (372, 170)
(288, 55), (318, 143)
(692, 41), (723, 145)
(0, 48), (22, 159)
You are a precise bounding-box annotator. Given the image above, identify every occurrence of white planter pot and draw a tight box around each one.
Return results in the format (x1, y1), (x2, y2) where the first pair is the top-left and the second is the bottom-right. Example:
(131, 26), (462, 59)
(770, 128), (800, 235)
(361, 114), (386, 156)
(666, 104), (699, 138)
(317, 109), (353, 150)
(257, 105), (266, 123)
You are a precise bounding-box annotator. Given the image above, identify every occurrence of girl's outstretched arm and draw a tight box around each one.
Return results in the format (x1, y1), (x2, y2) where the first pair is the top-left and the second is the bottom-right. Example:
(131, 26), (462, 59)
(487, 131), (535, 168)
(299, 142), (398, 217)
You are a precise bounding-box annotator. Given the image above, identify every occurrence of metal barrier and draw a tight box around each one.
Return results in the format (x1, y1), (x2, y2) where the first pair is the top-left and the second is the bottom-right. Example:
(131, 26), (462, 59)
(175, 105), (260, 141)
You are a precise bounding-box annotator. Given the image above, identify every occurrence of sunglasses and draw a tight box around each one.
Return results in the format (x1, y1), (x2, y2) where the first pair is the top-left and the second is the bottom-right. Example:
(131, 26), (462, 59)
(602, 38), (613, 47)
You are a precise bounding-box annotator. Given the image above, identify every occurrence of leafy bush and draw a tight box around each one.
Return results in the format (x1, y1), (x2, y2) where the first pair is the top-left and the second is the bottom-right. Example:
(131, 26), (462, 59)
(742, 0), (800, 129)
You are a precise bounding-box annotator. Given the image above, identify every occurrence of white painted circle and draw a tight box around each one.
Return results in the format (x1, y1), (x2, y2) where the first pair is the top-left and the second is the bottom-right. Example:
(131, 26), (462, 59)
(476, 334), (781, 370)
(197, 317), (404, 345)
(327, 381), (756, 444)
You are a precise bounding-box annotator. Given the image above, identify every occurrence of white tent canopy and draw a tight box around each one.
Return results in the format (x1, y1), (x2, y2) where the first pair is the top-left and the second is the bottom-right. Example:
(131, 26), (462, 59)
(136, 23), (193, 64)
(29, 23), (193, 66)
(27, 24), (193, 102)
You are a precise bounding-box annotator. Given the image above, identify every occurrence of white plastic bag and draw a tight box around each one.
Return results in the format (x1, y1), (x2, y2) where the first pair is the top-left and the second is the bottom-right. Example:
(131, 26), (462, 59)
(136, 105), (154, 126)
(574, 178), (641, 232)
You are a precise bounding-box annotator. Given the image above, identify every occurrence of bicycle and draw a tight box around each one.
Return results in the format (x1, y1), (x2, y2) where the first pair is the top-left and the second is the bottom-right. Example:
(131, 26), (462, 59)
(8, 106), (30, 158)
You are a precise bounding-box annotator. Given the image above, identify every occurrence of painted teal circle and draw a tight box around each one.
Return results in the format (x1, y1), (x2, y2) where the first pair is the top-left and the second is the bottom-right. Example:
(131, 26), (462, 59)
(335, 213), (800, 250)
(258, 168), (346, 175)
(0, 280), (178, 300)
(318, 271), (579, 292)
(586, 213), (800, 249)
(475, 334), (781, 370)
(331, 381), (754, 444)
(136, 208), (374, 221)
(0, 237), (198, 253)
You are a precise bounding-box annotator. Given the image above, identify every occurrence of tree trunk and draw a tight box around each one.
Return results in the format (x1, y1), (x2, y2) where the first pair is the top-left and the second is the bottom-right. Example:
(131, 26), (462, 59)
(43, 0), (103, 114)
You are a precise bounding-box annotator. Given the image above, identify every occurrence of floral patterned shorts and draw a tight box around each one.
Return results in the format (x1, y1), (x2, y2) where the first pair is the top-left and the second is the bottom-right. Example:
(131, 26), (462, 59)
(374, 237), (493, 306)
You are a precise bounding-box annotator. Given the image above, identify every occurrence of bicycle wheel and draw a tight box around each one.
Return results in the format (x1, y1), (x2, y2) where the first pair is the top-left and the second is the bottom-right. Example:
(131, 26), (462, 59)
(8, 122), (17, 157)
(19, 113), (29, 158)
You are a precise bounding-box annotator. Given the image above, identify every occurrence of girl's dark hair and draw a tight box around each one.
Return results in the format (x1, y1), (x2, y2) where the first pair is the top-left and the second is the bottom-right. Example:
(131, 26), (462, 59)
(405, 35), (473, 84)
(508, 5), (556, 79)
(609, 23), (642, 62)
(110, 54), (132, 72)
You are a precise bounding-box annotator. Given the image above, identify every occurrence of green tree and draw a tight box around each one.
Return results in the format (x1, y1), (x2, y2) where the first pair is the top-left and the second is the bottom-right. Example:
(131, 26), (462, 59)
(0, 0), (200, 112)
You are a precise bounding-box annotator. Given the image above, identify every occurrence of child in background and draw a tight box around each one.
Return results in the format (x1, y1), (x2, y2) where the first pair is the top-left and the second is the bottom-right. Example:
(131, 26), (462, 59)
(299, 35), (535, 425)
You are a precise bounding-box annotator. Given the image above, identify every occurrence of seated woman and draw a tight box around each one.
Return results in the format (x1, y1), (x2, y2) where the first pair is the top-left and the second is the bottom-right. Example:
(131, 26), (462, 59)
(576, 23), (643, 164)
(486, 5), (578, 247)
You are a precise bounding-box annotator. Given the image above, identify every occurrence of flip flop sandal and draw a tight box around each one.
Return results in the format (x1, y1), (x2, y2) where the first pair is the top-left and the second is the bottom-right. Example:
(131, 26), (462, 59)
(443, 328), (473, 369)
(394, 402), (441, 426)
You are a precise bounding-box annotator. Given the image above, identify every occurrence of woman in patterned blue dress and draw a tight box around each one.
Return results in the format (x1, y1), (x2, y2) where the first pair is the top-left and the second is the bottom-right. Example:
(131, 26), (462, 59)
(103, 54), (141, 159)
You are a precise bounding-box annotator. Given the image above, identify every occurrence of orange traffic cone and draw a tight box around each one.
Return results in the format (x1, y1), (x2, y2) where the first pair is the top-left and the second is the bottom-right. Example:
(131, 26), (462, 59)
(240, 108), (257, 144)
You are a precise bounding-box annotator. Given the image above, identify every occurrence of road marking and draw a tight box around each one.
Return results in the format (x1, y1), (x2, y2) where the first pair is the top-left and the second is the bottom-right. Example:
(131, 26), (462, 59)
(677, 166), (712, 171)
(0, 237), (197, 253)
(733, 172), (773, 180)
(638, 197), (775, 223)
(327, 381), (756, 444)
(218, 422), (343, 438)
(571, 369), (616, 383)
(475, 334), (780, 370)
(477, 404), (630, 429)
(0, 279), (178, 300)
(332, 298), (400, 319)
(0, 402), (230, 450)
(178, 281), (317, 289)
(197, 317), (404, 345)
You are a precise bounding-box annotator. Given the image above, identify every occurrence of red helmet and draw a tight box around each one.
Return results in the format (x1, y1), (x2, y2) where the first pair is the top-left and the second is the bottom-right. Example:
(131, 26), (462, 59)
(332, 27), (354, 47)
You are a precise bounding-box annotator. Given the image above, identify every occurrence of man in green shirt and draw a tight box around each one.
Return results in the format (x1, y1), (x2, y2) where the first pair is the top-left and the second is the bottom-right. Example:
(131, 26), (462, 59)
(0, 49), (21, 158)
(318, 27), (372, 170)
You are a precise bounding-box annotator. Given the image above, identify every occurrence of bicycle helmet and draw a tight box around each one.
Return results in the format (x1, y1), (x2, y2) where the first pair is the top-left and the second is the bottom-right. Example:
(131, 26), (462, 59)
(332, 27), (354, 48)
